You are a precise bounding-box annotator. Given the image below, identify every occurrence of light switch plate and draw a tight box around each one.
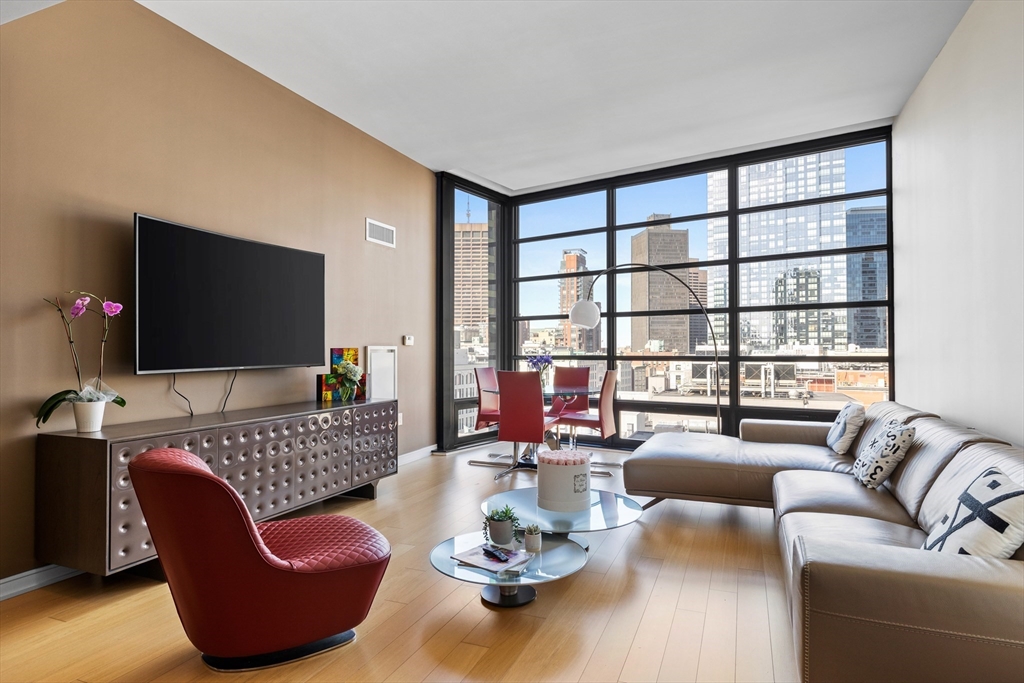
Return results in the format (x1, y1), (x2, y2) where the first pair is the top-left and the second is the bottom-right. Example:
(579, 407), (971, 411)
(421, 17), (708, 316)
(403, 335), (414, 346)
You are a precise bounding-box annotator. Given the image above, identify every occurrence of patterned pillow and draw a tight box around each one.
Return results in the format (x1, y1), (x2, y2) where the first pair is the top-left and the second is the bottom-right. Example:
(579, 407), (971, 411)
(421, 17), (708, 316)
(922, 468), (1024, 558)
(826, 402), (866, 454)
(852, 418), (916, 489)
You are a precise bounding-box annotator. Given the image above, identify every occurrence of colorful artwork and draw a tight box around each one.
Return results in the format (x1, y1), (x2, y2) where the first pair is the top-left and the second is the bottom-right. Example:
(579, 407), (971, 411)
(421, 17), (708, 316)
(317, 373), (344, 403)
(328, 347), (367, 400)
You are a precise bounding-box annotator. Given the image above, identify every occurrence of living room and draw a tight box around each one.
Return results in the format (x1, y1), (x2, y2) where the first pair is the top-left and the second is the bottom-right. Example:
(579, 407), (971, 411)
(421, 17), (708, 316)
(1, 1), (1021, 681)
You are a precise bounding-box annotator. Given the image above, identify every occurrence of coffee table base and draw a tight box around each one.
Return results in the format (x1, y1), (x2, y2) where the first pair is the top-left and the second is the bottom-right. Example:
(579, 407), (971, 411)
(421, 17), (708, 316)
(480, 584), (537, 607)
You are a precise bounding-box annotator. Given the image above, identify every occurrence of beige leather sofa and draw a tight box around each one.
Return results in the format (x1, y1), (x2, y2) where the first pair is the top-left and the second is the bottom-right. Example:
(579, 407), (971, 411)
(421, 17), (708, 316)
(624, 401), (1024, 682)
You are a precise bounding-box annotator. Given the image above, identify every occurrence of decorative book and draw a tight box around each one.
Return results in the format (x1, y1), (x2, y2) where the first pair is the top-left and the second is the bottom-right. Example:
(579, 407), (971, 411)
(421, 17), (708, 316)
(451, 544), (535, 574)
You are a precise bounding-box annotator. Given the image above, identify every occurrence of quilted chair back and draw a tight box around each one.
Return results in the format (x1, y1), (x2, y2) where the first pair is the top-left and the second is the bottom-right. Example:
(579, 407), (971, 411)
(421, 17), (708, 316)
(128, 448), (291, 652)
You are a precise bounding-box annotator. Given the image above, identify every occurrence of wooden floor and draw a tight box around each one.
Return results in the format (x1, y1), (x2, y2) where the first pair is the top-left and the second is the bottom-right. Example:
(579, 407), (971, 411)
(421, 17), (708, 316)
(0, 446), (798, 683)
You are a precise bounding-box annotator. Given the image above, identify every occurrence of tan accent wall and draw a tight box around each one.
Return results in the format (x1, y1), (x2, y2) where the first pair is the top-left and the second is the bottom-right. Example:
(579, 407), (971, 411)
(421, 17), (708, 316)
(0, 0), (437, 578)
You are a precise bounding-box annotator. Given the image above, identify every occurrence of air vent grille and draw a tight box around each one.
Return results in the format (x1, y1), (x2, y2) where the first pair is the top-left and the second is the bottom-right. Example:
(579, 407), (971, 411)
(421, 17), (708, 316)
(366, 219), (396, 248)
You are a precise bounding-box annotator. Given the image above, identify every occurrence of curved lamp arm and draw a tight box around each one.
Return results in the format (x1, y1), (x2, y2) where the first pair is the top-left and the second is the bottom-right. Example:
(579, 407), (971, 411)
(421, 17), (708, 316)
(567, 262), (722, 435)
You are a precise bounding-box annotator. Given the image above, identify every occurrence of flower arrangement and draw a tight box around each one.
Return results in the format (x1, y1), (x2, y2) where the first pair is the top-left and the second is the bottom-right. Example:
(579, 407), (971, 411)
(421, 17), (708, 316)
(526, 353), (552, 375)
(337, 359), (364, 401)
(36, 292), (127, 426)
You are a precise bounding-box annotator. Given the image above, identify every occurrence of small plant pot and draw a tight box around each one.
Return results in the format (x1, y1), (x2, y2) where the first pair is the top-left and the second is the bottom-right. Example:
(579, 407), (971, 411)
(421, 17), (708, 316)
(73, 401), (105, 433)
(487, 519), (514, 546)
(524, 532), (542, 553)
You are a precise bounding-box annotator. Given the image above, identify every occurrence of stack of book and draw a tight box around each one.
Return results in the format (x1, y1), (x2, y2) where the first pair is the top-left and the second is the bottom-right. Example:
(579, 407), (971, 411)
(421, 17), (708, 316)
(451, 544), (535, 575)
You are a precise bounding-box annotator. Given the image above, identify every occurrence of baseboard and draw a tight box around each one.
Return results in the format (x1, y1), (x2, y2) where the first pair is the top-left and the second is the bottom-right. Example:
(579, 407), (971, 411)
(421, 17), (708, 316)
(398, 443), (436, 465)
(0, 564), (82, 601)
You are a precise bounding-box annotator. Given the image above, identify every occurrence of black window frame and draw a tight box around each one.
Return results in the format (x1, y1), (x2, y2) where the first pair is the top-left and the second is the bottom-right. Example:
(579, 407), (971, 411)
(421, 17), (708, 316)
(437, 127), (893, 451)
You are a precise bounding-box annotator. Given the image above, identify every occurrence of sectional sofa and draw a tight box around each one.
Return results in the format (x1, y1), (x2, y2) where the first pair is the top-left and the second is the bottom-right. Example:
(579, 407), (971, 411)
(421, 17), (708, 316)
(624, 401), (1024, 682)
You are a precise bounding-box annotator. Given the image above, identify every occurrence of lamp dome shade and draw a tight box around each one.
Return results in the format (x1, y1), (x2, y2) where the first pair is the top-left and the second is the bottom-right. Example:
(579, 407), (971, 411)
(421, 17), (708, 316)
(568, 300), (601, 329)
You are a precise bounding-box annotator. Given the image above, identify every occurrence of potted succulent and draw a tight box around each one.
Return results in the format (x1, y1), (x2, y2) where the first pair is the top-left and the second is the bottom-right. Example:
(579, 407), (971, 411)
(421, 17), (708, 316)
(36, 292), (127, 432)
(482, 504), (520, 546)
(523, 524), (542, 553)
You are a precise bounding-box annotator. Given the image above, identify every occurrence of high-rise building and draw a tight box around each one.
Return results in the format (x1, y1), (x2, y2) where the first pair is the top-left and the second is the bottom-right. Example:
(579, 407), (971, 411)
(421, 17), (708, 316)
(708, 151), (848, 349)
(846, 206), (888, 349)
(630, 218), (707, 353)
(773, 266), (831, 349)
(453, 221), (494, 347)
(558, 249), (600, 353)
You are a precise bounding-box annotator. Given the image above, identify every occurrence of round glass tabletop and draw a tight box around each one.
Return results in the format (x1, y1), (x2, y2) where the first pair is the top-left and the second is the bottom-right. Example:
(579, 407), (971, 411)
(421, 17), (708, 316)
(429, 531), (588, 588)
(481, 487), (644, 534)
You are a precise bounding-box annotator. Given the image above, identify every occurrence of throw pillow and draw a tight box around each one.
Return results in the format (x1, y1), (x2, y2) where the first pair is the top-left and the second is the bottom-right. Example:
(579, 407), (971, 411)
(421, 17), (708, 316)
(852, 418), (916, 489)
(922, 468), (1024, 558)
(826, 402), (866, 454)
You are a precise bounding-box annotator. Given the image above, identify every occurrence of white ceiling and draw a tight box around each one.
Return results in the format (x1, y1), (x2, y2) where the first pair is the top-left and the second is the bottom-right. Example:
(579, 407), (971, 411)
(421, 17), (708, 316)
(126, 1), (969, 195)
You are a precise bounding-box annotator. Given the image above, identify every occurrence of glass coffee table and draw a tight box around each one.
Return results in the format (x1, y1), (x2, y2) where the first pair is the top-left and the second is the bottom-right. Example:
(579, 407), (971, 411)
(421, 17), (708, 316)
(429, 531), (588, 607)
(481, 487), (644, 550)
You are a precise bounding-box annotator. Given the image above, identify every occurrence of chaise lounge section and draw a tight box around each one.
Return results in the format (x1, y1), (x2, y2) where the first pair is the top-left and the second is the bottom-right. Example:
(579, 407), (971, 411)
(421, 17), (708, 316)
(624, 401), (1024, 682)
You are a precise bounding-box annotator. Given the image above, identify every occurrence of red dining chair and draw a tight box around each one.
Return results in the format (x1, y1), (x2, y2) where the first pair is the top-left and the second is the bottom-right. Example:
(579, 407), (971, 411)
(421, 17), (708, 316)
(474, 367), (500, 429)
(491, 371), (559, 480)
(468, 367), (513, 468)
(128, 448), (391, 671)
(557, 371), (620, 468)
(546, 366), (591, 416)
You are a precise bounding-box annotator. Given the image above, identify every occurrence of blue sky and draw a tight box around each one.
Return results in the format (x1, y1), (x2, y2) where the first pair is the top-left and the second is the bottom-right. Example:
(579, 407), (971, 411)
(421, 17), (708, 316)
(456, 141), (887, 349)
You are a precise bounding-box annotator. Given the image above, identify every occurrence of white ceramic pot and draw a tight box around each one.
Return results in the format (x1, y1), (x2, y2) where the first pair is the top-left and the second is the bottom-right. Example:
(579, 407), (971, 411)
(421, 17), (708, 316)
(487, 519), (514, 546)
(73, 401), (105, 432)
(524, 532), (542, 553)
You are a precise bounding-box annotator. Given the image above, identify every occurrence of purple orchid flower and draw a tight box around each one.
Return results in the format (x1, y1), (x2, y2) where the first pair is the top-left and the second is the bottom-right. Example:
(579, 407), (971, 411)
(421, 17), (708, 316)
(102, 301), (123, 317)
(69, 297), (90, 319)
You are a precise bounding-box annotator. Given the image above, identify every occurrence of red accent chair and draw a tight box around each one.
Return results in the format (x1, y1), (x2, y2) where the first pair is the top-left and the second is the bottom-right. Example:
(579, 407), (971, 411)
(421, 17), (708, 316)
(492, 371), (559, 480)
(128, 448), (391, 671)
(557, 370), (618, 446)
(474, 367), (501, 430)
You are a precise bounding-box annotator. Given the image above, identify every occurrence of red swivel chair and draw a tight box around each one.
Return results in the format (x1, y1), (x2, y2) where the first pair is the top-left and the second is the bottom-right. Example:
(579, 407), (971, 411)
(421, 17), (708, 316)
(557, 371), (619, 466)
(493, 371), (559, 480)
(128, 448), (391, 671)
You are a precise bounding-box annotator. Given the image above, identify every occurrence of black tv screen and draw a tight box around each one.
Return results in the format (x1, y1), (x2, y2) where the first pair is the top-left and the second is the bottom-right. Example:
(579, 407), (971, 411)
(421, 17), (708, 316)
(135, 214), (325, 374)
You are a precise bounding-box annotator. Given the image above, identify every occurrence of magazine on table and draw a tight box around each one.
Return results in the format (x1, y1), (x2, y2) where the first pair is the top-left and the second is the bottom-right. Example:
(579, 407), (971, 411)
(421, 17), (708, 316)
(451, 544), (535, 574)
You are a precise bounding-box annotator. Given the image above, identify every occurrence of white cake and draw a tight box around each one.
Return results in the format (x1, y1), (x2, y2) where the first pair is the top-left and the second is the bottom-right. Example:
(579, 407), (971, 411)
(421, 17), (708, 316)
(537, 451), (591, 512)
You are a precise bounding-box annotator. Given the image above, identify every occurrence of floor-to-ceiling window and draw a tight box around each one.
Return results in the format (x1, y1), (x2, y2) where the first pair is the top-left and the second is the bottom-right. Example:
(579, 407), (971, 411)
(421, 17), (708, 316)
(437, 174), (510, 451)
(437, 128), (892, 450)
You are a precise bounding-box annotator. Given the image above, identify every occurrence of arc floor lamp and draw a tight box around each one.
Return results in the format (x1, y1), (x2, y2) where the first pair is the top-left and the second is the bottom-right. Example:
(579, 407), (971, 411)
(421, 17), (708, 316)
(567, 263), (722, 435)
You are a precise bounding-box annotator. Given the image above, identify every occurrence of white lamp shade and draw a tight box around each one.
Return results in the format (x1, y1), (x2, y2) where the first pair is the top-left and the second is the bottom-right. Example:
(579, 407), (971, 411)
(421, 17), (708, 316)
(568, 300), (601, 329)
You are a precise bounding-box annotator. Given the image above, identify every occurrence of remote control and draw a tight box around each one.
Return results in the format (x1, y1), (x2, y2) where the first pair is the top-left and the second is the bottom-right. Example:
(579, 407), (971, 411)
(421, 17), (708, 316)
(482, 546), (510, 562)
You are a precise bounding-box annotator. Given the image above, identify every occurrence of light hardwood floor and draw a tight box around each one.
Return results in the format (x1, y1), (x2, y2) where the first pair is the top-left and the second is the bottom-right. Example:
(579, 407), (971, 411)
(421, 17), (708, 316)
(0, 446), (798, 683)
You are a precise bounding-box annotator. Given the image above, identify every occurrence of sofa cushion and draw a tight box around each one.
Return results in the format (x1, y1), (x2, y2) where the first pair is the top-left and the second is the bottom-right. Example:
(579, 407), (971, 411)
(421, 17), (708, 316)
(919, 442), (1024, 561)
(922, 467), (1024, 559)
(826, 402), (866, 454)
(883, 417), (1009, 521)
(852, 419), (917, 488)
(773, 470), (916, 528)
(625, 432), (854, 505)
(778, 512), (927, 612)
(847, 401), (937, 458)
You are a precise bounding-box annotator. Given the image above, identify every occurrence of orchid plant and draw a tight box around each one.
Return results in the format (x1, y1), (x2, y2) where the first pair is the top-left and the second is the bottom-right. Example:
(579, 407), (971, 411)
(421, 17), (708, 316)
(36, 292), (127, 426)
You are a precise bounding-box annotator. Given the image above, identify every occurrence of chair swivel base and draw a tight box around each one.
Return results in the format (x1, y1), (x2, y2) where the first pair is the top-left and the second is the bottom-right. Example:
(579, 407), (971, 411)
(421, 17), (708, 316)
(201, 628), (356, 672)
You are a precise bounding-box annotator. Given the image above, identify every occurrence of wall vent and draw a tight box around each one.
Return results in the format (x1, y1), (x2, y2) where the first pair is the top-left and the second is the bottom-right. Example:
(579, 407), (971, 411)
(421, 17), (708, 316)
(366, 218), (396, 248)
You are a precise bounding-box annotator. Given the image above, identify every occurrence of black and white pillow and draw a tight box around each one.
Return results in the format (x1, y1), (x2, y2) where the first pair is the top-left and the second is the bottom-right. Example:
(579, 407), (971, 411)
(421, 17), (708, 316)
(922, 468), (1024, 558)
(852, 418), (916, 489)
(826, 402), (866, 454)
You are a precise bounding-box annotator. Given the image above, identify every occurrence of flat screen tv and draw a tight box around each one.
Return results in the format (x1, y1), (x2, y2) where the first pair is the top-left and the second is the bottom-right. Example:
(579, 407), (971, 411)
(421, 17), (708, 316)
(135, 214), (325, 374)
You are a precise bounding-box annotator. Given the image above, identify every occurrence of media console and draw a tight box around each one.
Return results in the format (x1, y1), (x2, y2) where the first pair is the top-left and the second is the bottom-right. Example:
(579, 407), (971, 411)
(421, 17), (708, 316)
(36, 399), (398, 576)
